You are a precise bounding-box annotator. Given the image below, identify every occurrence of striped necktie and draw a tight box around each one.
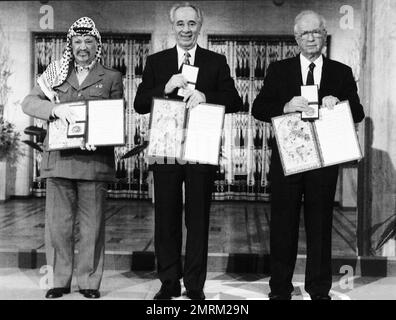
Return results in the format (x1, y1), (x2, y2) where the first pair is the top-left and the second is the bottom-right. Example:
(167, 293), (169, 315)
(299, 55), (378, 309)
(183, 51), (191, 65)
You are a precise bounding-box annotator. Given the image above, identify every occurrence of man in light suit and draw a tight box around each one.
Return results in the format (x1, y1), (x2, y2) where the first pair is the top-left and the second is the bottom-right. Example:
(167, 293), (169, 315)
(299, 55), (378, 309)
(252, 10), (365, 300)
(22, 17), (123, 299)
(134, 2), (242, 300)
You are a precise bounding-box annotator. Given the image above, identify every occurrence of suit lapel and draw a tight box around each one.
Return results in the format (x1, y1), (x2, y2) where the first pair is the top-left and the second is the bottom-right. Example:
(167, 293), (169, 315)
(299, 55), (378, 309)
(194, 45), (204, 68)
(319, 56), (330, 97)
(194, 46), (205, 87)
(168, 46), (179, 74)
(79, 63), (105, 90)
(291, 55), (303, 94)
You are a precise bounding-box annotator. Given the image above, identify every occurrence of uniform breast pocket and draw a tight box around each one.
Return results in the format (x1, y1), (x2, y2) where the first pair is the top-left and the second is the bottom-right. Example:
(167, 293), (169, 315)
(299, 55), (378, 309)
(89, 87), (103, 98)
(89, 84), (110, 99)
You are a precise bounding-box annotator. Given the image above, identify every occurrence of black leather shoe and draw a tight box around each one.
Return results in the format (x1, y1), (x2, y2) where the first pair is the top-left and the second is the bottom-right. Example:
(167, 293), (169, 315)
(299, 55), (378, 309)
(45, 287), (71, 299)
(186, 290), (205, 300)
(79, 289), (100, 299)
(310, 294), (331, 300)
(153, 283), (181, 300)
(268, 292), (291, 300)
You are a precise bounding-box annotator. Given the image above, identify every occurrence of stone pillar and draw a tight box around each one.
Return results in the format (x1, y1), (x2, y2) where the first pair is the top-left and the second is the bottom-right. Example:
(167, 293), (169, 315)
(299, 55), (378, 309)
(0, 161), (10, 201)
(358, 0), (396, 256)
(0, 3), (33, 197)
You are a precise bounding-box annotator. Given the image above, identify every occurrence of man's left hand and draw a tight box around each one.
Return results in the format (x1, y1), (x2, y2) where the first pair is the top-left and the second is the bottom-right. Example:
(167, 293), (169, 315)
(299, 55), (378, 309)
(183, 89), (206, 109)
(322, 96), (340, 110)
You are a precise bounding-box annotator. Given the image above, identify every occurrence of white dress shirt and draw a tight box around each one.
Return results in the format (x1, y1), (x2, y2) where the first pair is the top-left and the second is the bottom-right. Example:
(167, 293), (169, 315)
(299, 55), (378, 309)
(300, 54), (323, 88)
(177, 44), (197, 70)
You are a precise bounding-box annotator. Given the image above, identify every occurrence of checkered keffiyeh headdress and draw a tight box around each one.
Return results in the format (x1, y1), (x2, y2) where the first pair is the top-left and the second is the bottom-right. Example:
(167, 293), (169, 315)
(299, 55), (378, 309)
(37, 17), (102, 102)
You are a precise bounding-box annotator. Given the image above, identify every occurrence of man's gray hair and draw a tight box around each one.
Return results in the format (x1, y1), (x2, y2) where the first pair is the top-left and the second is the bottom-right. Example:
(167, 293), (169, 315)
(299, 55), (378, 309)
(294, 10), (327, 34)
(169, 2), (203, 25)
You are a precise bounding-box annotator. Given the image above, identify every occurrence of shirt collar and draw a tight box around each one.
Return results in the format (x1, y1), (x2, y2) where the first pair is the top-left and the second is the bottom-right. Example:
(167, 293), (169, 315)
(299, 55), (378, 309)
(177, 44), (197, 66)
(300, 54), (323, 70)
(74, 59), (96, 73)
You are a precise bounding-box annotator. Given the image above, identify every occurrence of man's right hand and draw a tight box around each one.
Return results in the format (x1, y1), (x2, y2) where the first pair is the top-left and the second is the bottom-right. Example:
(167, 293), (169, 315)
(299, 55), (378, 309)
(52, 104), (76, 126)
(164, 74), (188, 95)
(283, 96), (313, 114)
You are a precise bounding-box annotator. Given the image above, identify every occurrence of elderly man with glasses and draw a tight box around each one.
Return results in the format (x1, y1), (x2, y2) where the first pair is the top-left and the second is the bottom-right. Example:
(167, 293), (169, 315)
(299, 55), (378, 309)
(252, 10), (365, 300)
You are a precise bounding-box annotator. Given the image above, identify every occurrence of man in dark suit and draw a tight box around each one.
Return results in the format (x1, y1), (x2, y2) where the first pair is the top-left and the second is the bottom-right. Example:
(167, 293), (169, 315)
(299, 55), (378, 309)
(22, 17), (123, 299)
(252, 10), (365, 300)
(134, 2), (242, 300)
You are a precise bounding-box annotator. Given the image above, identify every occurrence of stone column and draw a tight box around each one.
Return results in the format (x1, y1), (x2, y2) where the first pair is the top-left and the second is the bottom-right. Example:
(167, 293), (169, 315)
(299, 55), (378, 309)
(358, 0), (396, 256)
(0, 3), (33, 197)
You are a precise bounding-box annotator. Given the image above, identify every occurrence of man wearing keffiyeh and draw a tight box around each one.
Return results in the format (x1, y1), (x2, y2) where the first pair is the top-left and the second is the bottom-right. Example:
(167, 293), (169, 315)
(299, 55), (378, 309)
(22, 17), (123, 299)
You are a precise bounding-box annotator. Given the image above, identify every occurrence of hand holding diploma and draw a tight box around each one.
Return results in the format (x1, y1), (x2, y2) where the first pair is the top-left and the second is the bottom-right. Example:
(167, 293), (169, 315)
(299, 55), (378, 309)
(81, 143), (97, 151)
(322, 95), (340, 110)
(300, 85), (319, 120)
(52, 104), (77, 126)
(164, 74), (188, 95)
(183, 89), (206, 109)
(284, 96), (313, 114)
(178, 64), (199, 99)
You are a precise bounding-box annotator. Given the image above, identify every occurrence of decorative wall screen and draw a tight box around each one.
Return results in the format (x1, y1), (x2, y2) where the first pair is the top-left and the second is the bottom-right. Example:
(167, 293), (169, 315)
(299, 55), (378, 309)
(31, 32), (151, 199)
(31, 33), (321, 201)
(208, 35), (300, 201)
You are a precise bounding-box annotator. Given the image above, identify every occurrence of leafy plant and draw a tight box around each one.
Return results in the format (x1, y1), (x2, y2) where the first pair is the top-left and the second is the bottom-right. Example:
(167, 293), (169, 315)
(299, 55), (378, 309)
(0, 25), (21, 164)
(0, 27), (11, 113)
(0, 117), (22, 164)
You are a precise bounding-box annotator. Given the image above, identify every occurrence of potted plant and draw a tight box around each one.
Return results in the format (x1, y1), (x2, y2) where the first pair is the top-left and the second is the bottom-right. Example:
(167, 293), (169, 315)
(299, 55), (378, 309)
(0, 117), (21, 163)
(0, 117), (22, 201)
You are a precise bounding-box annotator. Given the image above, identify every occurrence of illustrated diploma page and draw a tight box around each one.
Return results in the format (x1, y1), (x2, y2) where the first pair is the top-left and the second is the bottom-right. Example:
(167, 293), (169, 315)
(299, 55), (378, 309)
(183, 103), (225, 165)
(147, 98), (186, 159)
(272, 113), (322, 175)
(48, 101), (86, 150)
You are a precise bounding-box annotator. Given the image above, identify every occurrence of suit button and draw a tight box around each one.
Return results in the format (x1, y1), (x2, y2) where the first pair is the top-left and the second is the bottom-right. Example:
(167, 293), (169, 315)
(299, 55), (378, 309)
(77, 92), (82, 97)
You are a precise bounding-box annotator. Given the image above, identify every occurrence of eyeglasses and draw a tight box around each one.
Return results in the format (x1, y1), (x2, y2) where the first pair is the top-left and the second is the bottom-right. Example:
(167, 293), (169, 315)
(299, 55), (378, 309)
(296, 29), (325, 39)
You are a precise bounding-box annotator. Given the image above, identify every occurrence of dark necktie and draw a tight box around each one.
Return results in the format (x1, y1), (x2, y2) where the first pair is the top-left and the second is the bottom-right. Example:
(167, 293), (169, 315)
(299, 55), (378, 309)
(306, 62), (315, 85)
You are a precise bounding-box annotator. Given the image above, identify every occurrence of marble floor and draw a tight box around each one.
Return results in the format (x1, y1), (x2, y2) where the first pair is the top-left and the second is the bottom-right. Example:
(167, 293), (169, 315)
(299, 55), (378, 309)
(0, 198), (357, 256)
(1, 199), (396, 301)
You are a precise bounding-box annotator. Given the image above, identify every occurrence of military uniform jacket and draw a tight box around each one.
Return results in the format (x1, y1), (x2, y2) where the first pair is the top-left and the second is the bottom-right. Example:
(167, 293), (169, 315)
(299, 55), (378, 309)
(22, 63), (123, 182)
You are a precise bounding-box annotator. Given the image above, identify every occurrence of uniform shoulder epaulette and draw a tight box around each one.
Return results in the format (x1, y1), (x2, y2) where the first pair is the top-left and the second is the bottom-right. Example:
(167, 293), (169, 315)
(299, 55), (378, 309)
(102, 65), (119, 72)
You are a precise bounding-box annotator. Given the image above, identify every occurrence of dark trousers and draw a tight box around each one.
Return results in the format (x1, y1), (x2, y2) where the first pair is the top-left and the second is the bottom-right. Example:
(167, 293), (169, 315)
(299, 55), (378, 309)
(45, 178), (107, 289)
(269, 150), (339, 297)
(153, 164), (215, 291)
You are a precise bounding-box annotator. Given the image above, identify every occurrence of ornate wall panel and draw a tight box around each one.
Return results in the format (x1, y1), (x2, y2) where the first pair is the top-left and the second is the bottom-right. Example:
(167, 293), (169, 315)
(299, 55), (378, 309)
(31, 33), (151, 199)
(32, 34), (327, 201)
(208, 35), (300, 201)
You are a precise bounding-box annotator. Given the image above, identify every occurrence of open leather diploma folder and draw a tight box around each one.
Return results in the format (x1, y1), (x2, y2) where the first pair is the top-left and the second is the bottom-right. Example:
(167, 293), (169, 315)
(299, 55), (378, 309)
(147, 98), (225, 166)
(271, 100), (362, 176)
(48, 99), (125, 150)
